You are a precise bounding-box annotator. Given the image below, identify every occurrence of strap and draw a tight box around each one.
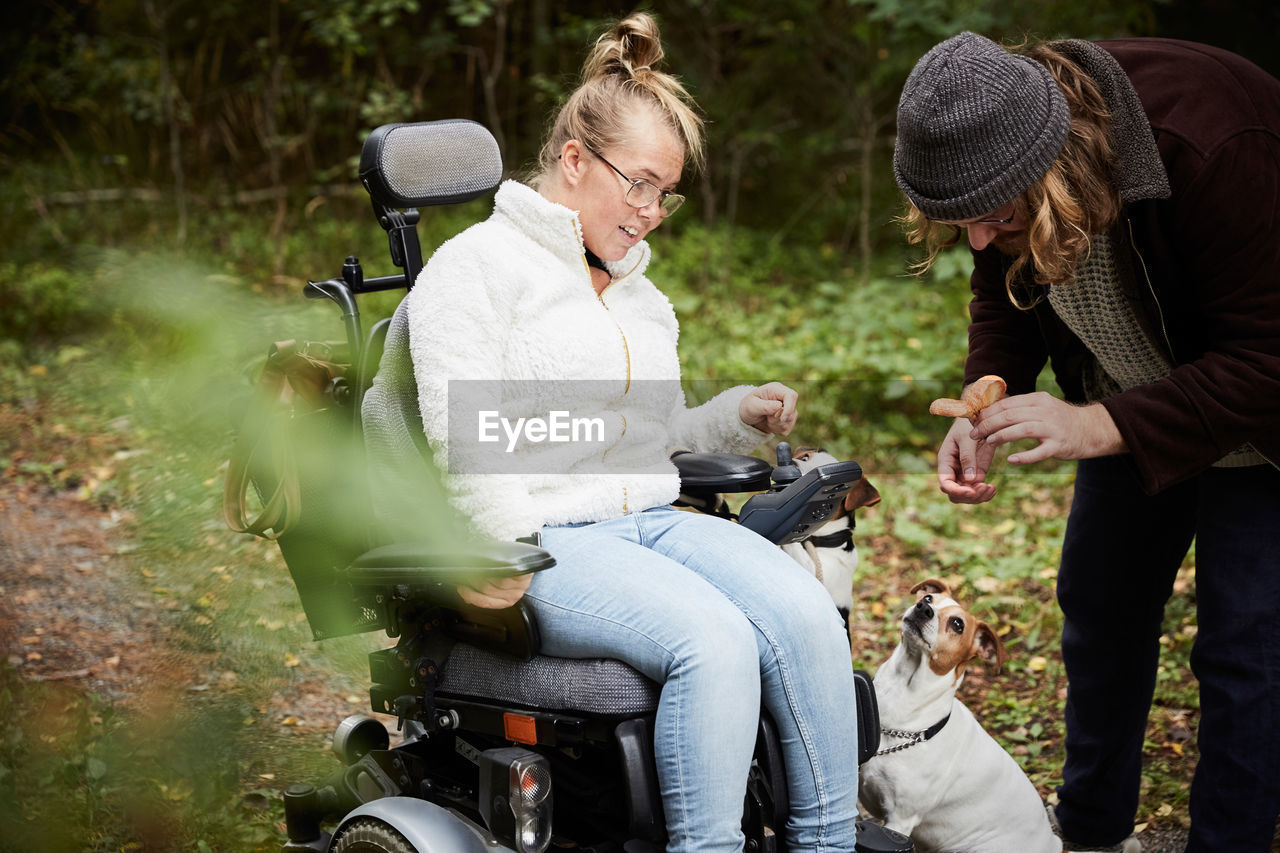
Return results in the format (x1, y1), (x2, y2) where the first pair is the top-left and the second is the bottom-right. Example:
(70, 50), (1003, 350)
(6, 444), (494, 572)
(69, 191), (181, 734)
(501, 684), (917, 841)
(222, 341), (305, 539)
(583, 246), (609, 272)
(222, 408), (300, 539)
(920, 714), (950, 740)
(801, 538), (824, 585)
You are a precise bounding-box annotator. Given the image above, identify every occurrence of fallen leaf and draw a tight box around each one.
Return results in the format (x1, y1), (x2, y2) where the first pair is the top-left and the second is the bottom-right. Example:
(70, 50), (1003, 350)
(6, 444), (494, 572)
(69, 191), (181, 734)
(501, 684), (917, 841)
(972, 576), (1001, 593)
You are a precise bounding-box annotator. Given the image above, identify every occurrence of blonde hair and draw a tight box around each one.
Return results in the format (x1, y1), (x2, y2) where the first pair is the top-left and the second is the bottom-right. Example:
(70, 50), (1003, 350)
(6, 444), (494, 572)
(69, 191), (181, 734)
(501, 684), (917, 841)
(901, 40), (1122, 309)
(533, 12), (705, 184)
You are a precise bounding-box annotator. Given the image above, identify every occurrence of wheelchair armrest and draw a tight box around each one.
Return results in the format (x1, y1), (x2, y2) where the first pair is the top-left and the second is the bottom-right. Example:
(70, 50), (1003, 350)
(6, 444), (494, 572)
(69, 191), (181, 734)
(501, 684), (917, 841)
(345, 540), (554, 587)
(736, 459), (864, 545)
(670, 451), (773, 494)
(344, 540), (552, 660)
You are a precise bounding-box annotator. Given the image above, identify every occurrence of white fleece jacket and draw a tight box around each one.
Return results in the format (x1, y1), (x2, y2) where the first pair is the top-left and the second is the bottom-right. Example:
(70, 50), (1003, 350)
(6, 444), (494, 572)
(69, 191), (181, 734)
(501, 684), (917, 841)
(406, 180), (768, 542)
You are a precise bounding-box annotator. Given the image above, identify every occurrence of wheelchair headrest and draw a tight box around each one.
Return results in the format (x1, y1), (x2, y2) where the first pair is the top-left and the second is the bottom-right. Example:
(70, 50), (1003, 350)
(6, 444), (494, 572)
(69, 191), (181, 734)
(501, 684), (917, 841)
(359, 119), (503, 209)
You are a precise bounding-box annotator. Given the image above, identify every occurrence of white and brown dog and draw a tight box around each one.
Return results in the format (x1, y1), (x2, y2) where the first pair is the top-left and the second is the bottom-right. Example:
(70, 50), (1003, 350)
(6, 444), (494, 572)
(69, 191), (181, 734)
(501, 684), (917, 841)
(780, 447), (881, 624)
(858, 579), (1062, 853)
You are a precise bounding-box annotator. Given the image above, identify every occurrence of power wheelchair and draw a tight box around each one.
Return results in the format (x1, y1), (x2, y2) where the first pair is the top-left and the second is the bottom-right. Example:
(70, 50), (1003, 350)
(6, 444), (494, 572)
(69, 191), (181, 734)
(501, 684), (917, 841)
(248, 119), (912, 853)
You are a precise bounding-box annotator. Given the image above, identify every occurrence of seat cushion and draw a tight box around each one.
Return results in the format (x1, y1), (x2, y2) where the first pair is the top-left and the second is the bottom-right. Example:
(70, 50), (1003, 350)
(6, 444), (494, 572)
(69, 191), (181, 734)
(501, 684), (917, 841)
(439, 644), (660, 717)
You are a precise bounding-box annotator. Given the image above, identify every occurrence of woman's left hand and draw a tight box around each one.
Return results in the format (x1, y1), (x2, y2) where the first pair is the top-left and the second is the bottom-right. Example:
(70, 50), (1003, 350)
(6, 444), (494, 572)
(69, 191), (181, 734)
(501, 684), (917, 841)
(740, 382), (799, 436)
(970, 393), (1128, 463)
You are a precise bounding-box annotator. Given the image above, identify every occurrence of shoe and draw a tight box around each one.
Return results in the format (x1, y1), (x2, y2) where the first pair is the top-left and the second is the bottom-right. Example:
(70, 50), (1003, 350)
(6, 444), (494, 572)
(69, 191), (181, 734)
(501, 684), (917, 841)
(1047, 803), (1144, 853)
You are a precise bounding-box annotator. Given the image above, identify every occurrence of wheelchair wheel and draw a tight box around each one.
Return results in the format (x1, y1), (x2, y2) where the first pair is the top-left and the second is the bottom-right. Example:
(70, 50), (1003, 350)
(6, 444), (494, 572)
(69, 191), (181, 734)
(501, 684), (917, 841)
(331, 818), (416, 853)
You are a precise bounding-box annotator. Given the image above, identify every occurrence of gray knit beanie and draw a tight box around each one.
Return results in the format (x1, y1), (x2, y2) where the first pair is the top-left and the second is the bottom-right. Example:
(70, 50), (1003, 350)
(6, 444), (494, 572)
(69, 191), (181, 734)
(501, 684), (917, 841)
(893, 31), (1071, 221)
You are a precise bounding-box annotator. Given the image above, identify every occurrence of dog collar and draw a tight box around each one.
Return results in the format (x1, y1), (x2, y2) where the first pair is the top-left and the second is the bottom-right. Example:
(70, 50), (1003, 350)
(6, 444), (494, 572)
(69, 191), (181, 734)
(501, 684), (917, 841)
(876, 713), (952, 757)
(805, 527), (854, 551)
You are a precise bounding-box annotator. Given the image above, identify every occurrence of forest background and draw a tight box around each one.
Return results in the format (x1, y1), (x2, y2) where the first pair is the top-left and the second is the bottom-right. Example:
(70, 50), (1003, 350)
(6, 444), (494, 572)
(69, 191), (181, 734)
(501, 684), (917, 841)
(2, 0), (1278, 850)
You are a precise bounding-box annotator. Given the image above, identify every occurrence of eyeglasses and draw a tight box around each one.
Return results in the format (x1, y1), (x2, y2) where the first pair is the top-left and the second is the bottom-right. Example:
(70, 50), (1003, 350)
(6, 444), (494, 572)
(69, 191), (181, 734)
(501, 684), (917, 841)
(586, 146), (685, 216)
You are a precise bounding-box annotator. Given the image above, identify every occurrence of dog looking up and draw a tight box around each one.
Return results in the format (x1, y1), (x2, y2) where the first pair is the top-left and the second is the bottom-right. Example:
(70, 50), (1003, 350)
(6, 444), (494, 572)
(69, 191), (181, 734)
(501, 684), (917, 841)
(858, 579), (1064, 853)
(779, 447), (880, 624)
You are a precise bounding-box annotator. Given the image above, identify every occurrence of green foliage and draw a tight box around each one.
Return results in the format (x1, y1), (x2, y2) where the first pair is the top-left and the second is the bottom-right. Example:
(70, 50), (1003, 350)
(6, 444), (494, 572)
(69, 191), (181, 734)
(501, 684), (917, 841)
(5, 0), (1221, 257)
(0, 665), (294, 852)
(657, 222), (979, 473)
(0, 262), (101, 343)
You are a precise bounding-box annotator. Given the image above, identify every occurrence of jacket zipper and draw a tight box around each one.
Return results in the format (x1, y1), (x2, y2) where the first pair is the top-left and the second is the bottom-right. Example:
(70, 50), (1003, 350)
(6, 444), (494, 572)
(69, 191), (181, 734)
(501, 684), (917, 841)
(1127, 218), (1176, 362)
(580, 250), (637, 394)
(579, 246), (638, 511)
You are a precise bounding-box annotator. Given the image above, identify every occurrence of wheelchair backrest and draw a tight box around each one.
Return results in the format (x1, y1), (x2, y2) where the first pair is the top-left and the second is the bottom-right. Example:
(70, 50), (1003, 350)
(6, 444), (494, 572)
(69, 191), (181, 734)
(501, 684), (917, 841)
(270, 120), (504, 640)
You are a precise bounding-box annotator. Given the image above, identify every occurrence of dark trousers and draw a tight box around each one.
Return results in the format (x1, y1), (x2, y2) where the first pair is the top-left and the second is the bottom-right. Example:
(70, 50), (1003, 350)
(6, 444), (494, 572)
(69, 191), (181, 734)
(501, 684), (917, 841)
(1054, 456), (1280, 852)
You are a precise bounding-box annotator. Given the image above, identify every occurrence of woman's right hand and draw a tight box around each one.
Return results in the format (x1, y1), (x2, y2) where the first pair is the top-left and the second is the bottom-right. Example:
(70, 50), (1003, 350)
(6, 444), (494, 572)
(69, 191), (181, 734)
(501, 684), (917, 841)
(937, 416), (998, 504)
(458, 573), (533, 609)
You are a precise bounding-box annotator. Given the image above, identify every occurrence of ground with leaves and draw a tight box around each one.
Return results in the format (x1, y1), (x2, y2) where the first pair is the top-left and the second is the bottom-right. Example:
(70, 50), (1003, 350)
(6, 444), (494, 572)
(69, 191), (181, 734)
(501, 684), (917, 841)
(0, 487), (362, 850)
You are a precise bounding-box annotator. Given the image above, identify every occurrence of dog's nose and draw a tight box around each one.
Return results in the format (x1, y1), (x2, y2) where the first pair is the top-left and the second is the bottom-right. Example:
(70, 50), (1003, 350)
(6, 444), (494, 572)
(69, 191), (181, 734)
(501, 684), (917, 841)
(913, 600), (934, 620)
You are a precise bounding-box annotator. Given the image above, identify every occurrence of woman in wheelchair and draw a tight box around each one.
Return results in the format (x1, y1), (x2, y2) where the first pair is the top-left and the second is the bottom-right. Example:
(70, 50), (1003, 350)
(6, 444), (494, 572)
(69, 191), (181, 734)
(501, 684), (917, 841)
(390, 14), (860, 851)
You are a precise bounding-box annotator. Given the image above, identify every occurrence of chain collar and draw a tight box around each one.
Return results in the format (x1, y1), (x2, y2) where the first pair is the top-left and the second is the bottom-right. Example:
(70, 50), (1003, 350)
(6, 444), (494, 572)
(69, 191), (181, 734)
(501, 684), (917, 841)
(875, 713), (952, 757)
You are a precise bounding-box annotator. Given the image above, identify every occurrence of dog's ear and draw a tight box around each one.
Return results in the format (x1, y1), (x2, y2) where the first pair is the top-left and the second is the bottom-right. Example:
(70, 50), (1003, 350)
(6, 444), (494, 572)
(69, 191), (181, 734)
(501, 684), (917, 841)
(910, 578), (950, 598)
(843, 477), (881, 512)
(973, 621), (1008, 675)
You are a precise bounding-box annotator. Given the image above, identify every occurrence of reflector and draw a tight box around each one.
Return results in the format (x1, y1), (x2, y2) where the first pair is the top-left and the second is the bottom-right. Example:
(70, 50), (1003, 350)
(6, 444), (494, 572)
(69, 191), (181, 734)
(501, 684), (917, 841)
(503, 713), (538, 745)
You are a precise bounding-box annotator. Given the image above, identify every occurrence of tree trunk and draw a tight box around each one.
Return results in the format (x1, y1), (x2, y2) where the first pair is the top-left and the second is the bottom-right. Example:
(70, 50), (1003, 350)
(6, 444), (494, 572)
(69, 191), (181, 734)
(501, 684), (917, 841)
(145, 0), (188, 247)
(263, 0), (287, 277)
(858, 97), (874, 284)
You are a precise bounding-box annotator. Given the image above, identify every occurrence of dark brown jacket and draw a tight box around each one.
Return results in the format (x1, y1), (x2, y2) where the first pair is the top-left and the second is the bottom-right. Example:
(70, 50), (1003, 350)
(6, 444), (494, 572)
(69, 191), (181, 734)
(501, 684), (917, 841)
(964, 38), (1280, 493)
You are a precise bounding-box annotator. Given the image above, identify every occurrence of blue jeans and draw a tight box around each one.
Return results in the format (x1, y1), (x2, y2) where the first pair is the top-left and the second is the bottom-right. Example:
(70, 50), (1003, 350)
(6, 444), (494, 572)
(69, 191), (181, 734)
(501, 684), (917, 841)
(527, 505), (860, 853)
(1054, 457), (1280, 852)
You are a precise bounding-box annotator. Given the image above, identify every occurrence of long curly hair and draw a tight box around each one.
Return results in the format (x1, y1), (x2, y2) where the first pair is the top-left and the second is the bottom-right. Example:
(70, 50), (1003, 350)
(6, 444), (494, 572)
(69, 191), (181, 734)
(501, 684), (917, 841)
(532, 12), (704, 184)
(901, 40), (1122, 309)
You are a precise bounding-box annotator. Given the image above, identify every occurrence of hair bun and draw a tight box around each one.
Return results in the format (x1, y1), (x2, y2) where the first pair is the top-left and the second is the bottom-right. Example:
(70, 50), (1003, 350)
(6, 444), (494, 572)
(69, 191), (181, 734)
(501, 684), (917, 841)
(584, 12), (665, 82)
(534, 10), (705, 178)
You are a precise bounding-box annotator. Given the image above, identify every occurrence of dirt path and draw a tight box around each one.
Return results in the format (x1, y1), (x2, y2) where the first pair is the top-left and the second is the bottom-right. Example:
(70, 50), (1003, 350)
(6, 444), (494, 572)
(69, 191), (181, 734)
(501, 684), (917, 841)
(0, 476), (359, 740)
(0, 481), (163, 698)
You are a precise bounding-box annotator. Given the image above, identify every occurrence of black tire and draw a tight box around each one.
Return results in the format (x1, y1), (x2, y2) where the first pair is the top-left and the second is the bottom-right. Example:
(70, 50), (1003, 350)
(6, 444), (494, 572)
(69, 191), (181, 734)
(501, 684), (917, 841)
(331, 818), (417, 853)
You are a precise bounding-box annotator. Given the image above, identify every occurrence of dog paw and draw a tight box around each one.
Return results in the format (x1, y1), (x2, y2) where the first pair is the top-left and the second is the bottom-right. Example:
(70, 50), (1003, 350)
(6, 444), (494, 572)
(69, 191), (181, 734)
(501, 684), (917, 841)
(929, 375), (1007, 420)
